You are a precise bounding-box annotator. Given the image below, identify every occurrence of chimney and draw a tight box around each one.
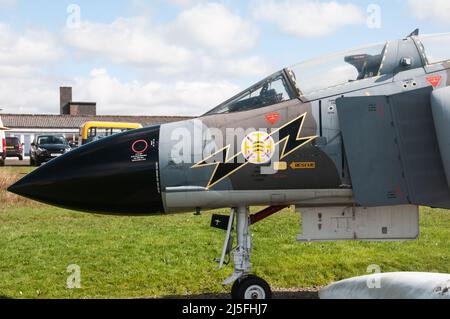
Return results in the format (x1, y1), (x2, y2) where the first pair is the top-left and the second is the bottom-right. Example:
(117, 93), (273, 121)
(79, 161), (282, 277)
(60, 87), (72, 115)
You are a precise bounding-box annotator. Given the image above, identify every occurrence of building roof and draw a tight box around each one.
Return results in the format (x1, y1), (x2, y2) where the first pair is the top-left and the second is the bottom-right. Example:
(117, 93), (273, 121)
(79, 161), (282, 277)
(0, 114), (193, 129)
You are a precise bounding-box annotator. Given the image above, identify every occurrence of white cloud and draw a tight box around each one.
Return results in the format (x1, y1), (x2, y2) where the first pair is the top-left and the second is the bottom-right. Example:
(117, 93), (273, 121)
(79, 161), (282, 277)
(73, 68), (240, 116)
(216, 56), (271, 78)
(63, 17), (192, 67)
(0, 18), (265, 116)
(0, 74), (59, 114)
(166, 0), (204, 7)
(0, 24), (62, 66)
(169, 3), (258, 55)
(158, 54), (271, 80)
(254, 0), (365, 37)
(0, 0), (15, 8)
(0, 67), (240, 116)
(0, 65), (38, 78)
(62, 13), (265, 78)
(0, 7), (268, 117)
(408, 0), (450, 24)
(0, 24), (63, 113)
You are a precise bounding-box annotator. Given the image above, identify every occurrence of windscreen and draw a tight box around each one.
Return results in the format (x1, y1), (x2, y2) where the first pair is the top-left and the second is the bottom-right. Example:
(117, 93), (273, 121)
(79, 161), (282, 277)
(38, 136), (67, 145)
(6, 137), (19, 146)
(205, 71), (294, 115)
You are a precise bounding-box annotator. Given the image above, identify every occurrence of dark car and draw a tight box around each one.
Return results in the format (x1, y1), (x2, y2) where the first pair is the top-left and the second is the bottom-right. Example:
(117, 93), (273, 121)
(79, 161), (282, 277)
(5, 136), (23, 160)
(0, 137), (4, 166)
(30, 135), (72, 166)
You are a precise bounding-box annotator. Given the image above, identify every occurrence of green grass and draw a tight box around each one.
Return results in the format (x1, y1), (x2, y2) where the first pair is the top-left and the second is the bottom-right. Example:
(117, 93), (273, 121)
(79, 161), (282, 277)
(0, 206), (448, 299)
(0, 167), (448, 299)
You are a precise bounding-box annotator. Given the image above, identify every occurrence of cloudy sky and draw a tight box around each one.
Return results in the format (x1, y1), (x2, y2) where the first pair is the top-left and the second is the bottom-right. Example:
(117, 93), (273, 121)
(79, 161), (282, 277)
(0, 0), (449, 116)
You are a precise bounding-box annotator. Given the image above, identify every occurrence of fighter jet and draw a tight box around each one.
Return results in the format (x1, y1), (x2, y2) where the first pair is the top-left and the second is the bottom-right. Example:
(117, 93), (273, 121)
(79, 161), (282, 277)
(8, 30), (450, 299)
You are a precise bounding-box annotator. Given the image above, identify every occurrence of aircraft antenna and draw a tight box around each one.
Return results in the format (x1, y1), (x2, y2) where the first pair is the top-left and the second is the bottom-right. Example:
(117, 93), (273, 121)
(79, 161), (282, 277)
(407, 28), (419, 38)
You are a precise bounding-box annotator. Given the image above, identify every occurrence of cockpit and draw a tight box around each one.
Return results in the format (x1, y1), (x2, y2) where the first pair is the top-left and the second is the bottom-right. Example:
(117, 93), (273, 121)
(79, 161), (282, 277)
(205, 42), (388, 116)
(205, 33), (450, 116)
(204, 71), (296, 115)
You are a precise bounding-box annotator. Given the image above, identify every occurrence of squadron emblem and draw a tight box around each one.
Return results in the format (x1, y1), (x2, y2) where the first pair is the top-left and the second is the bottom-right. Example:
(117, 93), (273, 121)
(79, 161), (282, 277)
(241, 131), (275, 164)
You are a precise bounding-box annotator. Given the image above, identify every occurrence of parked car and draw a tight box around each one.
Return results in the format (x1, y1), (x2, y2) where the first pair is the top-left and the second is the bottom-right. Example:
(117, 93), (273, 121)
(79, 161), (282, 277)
(0, 117), (7, 167)
(0, 134), (5, 167)
(5, 136), (23, 160)
(30, 135), (72, 166)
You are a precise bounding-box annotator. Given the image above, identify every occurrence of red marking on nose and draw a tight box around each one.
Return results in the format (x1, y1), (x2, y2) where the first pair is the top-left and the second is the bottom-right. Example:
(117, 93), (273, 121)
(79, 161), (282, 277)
(265, 112), (280, 125)
(426, 75), (442, 88)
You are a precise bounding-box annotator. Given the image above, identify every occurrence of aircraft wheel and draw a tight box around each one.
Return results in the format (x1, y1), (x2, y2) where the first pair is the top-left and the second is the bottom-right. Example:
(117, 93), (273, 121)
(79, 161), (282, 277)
(231, 275), (272, 300)
(231, 279), (240, 298)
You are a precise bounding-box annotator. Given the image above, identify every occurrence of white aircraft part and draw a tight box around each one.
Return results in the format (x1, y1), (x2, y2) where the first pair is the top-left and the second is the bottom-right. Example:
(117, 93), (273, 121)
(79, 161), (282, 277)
(296, 205), (419, 242)
(162, 188), (354, 212)
(320, 272), (450, 299)
(218, 208), (235, 270)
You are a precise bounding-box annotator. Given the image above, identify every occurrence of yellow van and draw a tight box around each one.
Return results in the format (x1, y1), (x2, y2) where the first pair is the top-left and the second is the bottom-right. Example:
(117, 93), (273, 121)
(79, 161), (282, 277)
(79, 121), (143, 145)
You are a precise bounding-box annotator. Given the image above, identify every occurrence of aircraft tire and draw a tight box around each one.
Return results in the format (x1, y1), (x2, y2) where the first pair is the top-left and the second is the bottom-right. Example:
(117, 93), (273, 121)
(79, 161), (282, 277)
(231, 275), (272, 300)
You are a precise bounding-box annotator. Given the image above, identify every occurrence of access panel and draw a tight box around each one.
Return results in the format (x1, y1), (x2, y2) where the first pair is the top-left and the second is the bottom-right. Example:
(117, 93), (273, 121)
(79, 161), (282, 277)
(337, 87), (450, 208)
(296, 205), (419, 242)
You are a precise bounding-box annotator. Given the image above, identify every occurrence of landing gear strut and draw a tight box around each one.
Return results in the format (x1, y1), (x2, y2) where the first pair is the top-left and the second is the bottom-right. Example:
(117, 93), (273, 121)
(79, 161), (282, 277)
(219, 206), (274, 299)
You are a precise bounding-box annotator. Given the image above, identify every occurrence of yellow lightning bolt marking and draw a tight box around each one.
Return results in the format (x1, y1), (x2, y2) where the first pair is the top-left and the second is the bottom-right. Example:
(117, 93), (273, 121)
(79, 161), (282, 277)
(191, 143), (250, 190)
(192, 112), (318, 189)
(272, 112), (318, 159)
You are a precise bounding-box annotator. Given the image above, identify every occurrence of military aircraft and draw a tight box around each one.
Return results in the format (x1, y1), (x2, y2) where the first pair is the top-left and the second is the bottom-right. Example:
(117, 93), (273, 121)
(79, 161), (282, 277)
(8, 30), (450, 299)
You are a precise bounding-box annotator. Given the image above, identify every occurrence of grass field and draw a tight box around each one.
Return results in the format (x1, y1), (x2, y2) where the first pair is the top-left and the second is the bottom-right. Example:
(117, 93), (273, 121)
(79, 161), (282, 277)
(0, 167), (448, 299)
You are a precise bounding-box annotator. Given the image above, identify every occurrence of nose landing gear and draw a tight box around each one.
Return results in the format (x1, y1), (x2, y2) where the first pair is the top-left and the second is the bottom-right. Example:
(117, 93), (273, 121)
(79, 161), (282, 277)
(215, 205), (286, 299)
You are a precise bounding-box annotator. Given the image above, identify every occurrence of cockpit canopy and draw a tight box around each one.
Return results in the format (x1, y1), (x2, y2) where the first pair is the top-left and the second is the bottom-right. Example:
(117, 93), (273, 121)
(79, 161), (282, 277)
(205, 33), (450, 116)
(205, 71), (296, 115)
(287, 42), (388, 97)
(414, 33), (450, 65)
(205, 42), (388, 116)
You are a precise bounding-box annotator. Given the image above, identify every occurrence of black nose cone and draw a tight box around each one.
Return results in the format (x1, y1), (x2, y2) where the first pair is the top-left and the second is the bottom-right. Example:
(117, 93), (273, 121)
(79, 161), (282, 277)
(8, 126), (164, 215)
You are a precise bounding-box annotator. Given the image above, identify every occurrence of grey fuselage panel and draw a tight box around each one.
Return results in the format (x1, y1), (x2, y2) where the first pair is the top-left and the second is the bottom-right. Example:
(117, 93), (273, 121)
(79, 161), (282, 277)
(157, 36), (450, 212)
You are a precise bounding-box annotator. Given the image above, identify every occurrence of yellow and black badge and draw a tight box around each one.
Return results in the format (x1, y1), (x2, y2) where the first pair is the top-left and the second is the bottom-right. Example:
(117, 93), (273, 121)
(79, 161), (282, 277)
(241, 131), (275, 164)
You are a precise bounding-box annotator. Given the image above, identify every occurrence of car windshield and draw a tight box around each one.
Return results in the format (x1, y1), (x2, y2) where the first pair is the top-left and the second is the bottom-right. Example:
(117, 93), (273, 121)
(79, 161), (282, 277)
(38, 136), (67, 145)
(6, 137), (19, 146)
(204, 71), (295, 115)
